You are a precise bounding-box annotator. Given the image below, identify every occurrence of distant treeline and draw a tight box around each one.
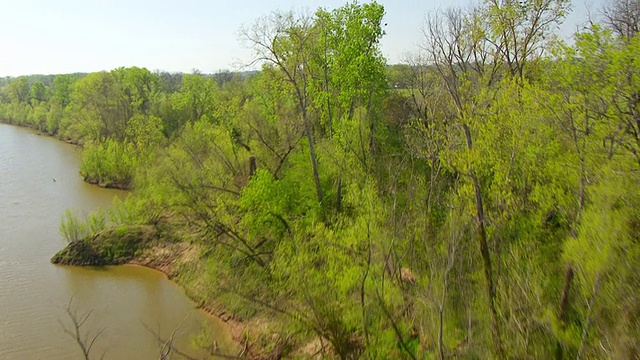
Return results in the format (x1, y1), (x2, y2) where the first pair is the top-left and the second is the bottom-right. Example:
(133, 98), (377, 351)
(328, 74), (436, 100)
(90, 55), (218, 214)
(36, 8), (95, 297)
(0, 69), (257, 187)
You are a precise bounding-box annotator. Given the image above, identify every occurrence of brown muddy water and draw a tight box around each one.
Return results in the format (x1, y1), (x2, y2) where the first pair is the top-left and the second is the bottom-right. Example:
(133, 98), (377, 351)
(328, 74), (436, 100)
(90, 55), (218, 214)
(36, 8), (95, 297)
(0, 124), (234, 359)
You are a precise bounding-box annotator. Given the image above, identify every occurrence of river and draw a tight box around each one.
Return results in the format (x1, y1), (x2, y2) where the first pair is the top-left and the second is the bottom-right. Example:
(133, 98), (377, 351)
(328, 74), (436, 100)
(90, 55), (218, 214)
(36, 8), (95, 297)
(0, 124), (234, 359)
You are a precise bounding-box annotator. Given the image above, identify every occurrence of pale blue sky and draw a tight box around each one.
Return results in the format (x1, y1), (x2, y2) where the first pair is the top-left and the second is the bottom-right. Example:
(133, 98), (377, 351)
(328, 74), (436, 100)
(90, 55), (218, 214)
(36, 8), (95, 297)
(0, 0), (602, 77)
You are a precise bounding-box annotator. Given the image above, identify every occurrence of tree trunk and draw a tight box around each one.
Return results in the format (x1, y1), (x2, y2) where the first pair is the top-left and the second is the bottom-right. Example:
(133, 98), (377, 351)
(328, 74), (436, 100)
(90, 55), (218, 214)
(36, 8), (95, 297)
(302, 106), (323, 204)
(336, 176), (342, 212)
(463, 123), (504, 358)
(249, 156), (257, 177)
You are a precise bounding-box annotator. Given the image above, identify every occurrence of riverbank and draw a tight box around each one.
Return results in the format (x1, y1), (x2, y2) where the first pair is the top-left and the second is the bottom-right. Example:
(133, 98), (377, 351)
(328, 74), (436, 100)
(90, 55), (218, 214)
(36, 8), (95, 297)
(51, 225), (303, 359)
(0, 118), (77, 145)
(134, 246), (324, 359)
(126, 243), (250, 357)
(0, 120), (130, 190)
(6, 113), (294, 358)
(0, 123), (214, 359)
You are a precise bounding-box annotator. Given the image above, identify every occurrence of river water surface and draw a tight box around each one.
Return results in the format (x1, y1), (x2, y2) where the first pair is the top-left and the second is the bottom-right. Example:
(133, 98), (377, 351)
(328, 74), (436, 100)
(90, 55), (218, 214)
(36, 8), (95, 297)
(0, 124), (234, 359)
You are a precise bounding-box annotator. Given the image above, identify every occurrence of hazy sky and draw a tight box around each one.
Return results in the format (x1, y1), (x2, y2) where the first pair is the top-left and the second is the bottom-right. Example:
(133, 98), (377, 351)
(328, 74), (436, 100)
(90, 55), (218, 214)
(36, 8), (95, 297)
(0, 0), (603, 77)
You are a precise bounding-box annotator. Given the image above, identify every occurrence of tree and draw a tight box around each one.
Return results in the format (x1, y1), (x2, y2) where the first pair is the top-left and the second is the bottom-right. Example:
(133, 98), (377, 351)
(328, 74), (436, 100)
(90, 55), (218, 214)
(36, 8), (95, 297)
(68, 72), (128, 142)
(125, 114), (165, 153)
(8, 77), (30, 104)
(416, 0), (570, 356)
(313, 1), (388, 208)
(236, 71), (305, 179)
(112, 66), (160, 116)
(485, 0), (571, 80)
(59, 297), (106, 360)
(602, 0), (640, 40)
(52, 74), (74, 107)
(545, 24), (640, 358)
(29, 80), (48, 104)
(314, 1), (387, 148)
(422, 7), (505, 355)
(242, 11), (325, 204)
(171, 73), (218, 123)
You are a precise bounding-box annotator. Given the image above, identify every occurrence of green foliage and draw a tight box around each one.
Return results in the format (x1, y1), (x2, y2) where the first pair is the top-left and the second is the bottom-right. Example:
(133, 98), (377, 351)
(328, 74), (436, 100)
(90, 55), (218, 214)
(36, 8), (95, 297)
(8, 76), (30, 103)
(6, 1), (637, 357)
(51, 74), (74, 107)
(238, 170), (295, 240)
(29, 81), (48, 104)
(171, 73), (218, 123)
(59, 209), (91, 243)
(79, 139), (137, 188)
(125, 114), (164, 152)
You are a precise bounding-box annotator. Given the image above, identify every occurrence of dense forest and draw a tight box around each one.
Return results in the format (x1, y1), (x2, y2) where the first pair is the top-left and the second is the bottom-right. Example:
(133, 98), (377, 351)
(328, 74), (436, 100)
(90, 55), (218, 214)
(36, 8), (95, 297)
(2, 0), (640, 358)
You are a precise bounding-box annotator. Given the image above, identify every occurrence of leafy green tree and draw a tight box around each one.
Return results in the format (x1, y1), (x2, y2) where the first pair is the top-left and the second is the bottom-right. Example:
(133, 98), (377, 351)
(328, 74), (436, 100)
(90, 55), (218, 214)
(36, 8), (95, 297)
(235, 71), (304, 179)
(29, 80), (48, 104)
(80, 139), (137, 188)
(125, 114), (164, 153)
(171, 73), (218, 123)
(314, 1), (387, 144)
(68, 72), (127, 142)
(51, 74), (74, 107)
(8, 77), (30, 104)
(112, 66), (160, 116)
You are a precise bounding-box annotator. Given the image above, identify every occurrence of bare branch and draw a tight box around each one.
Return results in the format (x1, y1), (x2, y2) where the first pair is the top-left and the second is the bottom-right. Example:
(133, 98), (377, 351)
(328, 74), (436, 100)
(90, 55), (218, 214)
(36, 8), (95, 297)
(59, 296), (106, 360)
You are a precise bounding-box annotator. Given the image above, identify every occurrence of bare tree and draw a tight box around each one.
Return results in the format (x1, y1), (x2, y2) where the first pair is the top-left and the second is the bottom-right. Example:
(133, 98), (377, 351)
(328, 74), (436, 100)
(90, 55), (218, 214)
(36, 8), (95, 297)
(143, 315), (241, 360)
(484, 0), (571, 80)
(602, 0), (640, 40)
(59, 297), (106, 360)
